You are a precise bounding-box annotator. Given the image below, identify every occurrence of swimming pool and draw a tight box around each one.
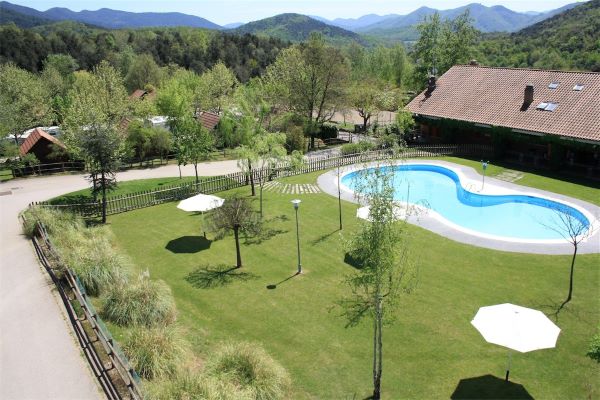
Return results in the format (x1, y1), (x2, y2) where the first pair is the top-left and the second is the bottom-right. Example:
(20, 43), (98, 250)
(341, 164), (591, 241)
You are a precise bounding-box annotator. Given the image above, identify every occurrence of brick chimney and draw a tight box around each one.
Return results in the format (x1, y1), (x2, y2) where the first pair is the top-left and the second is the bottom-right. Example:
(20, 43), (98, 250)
(524, 85), (534, 105)
(469, 59), (479, 66)
(425, 76), (437, 97)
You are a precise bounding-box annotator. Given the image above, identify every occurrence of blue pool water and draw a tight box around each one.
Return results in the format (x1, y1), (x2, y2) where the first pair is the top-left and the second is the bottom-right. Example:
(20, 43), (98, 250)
(341, 164), (591, 240)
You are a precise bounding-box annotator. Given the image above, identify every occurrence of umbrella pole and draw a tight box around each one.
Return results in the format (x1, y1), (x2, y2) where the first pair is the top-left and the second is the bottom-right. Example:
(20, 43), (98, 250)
(505, 350), (512, 382)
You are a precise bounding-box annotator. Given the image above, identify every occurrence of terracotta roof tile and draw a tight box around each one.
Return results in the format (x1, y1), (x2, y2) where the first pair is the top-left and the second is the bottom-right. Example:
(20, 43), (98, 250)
(197, 111), (221, 130)
(19, 128), (66, 156)
(407, 65), (600, 143)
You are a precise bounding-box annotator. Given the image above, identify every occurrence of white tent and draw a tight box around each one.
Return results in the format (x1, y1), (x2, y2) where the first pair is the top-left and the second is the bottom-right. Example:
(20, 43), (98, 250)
(177, 194), (224, 212)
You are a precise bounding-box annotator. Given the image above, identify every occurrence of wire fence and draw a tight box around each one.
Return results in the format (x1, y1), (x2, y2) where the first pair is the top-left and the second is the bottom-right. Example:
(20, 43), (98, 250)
(31, 144), (493, 218)
(26, 216), (143, 400)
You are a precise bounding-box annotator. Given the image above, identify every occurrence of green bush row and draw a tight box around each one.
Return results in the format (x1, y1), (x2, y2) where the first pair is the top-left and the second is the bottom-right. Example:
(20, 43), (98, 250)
(340, 141), (376, 155)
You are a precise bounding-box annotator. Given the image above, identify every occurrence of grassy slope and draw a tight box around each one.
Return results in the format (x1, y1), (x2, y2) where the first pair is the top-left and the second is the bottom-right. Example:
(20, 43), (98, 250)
(108, 166), (599, 399)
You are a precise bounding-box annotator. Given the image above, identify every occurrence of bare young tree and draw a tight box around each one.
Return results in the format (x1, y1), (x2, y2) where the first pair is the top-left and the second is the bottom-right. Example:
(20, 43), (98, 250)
(542, 206), (594, 309)
(206, 195), (260, 269)
(339, 162), (416, 399)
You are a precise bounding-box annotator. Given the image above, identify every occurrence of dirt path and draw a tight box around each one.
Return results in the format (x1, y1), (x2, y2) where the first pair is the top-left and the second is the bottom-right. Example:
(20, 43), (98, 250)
(0, 160), (240, 399)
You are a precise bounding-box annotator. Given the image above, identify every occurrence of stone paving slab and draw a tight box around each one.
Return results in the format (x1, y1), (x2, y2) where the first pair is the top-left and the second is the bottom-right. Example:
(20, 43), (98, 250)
(263, 181), (321, 194)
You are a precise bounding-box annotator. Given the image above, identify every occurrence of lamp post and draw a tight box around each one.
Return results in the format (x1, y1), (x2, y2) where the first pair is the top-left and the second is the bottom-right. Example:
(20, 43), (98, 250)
(291, 199), (302, 274)
(337, 163), (343, 230)
(481, 160), (489, 190)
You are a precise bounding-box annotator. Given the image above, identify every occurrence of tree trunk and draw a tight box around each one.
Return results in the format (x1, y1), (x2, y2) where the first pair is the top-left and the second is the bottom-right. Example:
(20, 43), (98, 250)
(234, 225), (242, 268)
(260, 183), (264, 217)
(101, 170), (107, 224)
(363, 115), (369, 132)
(248, 159), (256, 196)
(373, 296), (383, 400)
(178, 163), (182, 179)
(194, 163), (199, 185)
(566, 244), (577, 303)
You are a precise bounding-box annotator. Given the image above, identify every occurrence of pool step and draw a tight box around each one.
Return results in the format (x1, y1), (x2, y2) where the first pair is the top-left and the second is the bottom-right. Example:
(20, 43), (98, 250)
(495, 169), (524, 183)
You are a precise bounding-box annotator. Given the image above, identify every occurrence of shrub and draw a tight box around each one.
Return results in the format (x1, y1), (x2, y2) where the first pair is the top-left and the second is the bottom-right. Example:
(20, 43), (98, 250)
(146, 373), (251, 400)
(340, 141), (375, 156)
(123, 326), (186, 380)
(208, 342), (291, 400)
(318, 124), (338, 140)
(102, 275), (176, 327)
(285, 126), (306, 153)
(587, 330), (600, 363)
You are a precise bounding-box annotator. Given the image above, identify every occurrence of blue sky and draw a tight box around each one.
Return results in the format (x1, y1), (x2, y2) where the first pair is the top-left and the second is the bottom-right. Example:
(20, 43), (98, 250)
(13, 0), (584, 25)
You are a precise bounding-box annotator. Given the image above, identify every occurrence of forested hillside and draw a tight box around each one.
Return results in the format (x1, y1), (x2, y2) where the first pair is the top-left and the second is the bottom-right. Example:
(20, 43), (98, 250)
(233, 13), (364, 45)
(0, 23), (289, 81)
(477, 0), (600, 71)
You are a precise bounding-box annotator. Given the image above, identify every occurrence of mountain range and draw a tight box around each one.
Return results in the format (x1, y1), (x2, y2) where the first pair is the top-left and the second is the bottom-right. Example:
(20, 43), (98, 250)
(0, 1), (586, 43)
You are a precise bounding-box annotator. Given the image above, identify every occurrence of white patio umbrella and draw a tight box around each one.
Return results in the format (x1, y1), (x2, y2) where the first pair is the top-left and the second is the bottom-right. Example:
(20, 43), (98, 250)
(356, 205), (407, 221)
(177, 194), (224, 212)
(471, 303), (561, 381)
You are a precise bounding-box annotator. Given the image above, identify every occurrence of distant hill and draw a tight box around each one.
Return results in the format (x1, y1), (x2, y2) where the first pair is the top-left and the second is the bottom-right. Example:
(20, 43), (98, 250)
(0, 4), (54, 27)
(316, 14), (399, 31)
(353, 2), (582, 42)
(0, 1), (221, 29)
(233, 13), (364, 45)
(479, 0), (600, 71)
(223, 22), (244, 29)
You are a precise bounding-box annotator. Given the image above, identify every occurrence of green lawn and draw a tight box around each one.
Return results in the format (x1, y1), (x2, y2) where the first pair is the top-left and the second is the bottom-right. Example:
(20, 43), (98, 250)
(107, 165), (600, 399)
(0, 168), (13, 182)
(50, 177), (200, 204)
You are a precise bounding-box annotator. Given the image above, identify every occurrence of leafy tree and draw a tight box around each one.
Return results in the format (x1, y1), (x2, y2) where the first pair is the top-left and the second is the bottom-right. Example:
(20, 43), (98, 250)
(172, 116), (214, 184)
(207, 195), (260, 268)
(349, 80), (396, 132)
(197, 62), (237, 114)
(587, 327), (600, 363)
(339, 164), (415, 400)
(151, 128), (173, 163)
(0, 63), (51, 147)
(126, 121), (153, 164)
(412, 11), (476, 88)
(263, 32), (349, 149)
(63, 61), (129, 223)
(125, 53), (162, 92)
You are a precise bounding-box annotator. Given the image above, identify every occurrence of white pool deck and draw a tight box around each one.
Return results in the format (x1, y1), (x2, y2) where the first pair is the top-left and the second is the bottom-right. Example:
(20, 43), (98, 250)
(317, 160), (600, 255)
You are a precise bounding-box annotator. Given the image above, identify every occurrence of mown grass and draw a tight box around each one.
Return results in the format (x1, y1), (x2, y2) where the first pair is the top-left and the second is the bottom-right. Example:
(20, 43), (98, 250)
(107, 163), (600, 399)
(0, 168), (13, 182)
(49, 177), (199, 204)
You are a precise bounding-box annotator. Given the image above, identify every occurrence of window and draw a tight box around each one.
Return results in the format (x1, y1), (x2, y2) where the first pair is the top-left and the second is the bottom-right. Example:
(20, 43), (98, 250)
(536, 102), (558, 112)
(573, 84), (584, 91)
(548, 82), (559, 89)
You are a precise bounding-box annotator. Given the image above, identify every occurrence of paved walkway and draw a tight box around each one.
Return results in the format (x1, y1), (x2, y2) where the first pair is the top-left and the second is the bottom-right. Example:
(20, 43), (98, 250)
(318, 159), (600, 255)
(0, 160), (240, 399)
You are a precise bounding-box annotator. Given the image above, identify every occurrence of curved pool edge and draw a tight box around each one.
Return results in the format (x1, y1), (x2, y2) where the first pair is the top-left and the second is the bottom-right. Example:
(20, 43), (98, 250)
(317, 159), (600, 255)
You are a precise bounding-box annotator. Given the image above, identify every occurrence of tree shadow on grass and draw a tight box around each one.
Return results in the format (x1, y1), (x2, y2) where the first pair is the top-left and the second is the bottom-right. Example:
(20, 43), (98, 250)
(166, 236), (212, 254)
(450, 375), (533, 399)
(244, 215), (289, 245)
(186, 264), (258, 289)
(311, 229), (339, 245)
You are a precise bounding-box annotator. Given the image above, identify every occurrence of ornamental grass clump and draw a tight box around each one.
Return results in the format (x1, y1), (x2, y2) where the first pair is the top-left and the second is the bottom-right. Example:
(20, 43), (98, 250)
(122, 326), (186, 380)
(208, 342), (291, 400)
(102, 274), (176, 327)
(21, 206), (83, 238)
(146, 373), (251, 400)
(54, 226), (129, 296)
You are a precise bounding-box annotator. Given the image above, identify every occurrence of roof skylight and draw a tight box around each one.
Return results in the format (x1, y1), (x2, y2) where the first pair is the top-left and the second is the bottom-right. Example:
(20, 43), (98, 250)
(573, 84), (584, 91)
(548, 82), (559, 89)
(537, 102), (548, 110)
(536, 102), (558, 112)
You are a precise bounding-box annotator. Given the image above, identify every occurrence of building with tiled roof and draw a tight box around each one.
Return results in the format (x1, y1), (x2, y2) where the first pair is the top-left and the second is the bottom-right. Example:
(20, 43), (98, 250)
(406, 65), (600, 176)
(19, 128), (68, 163)
(196, 111), (221, 131)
